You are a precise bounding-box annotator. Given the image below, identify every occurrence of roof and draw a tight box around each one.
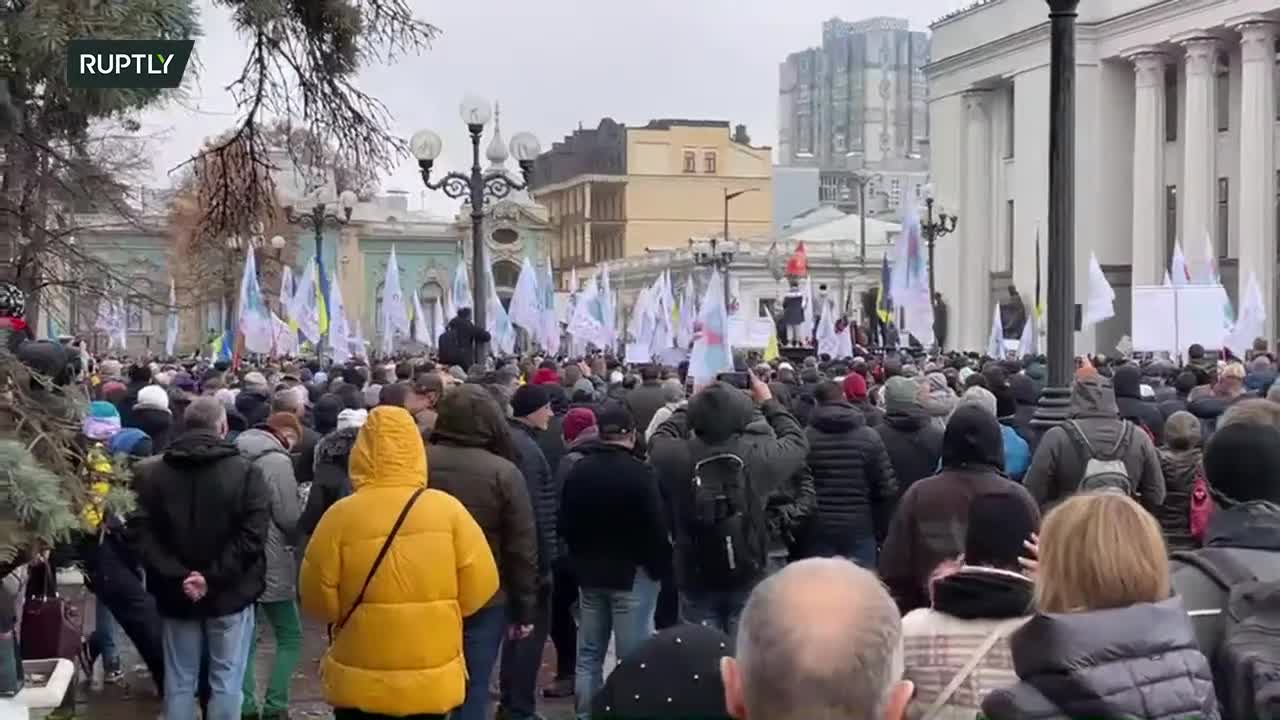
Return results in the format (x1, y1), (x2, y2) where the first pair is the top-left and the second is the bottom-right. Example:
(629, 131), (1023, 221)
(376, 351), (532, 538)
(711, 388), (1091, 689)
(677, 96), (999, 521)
(784, 212), (902, 244)
(780, 205), (848, 233)
(639, 119), (731, 130)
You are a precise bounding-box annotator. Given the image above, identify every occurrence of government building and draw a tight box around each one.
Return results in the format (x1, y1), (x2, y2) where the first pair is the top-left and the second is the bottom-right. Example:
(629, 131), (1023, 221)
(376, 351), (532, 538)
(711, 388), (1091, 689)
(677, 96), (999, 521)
(928, 0), (1280, 353)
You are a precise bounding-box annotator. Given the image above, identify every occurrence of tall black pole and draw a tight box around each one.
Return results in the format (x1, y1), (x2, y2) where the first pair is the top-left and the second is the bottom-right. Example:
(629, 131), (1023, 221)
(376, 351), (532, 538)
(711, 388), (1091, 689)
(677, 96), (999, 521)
(468, 125), (488, 361)
(926, 197), (937, 300)
(858, 182), (867, 265)
(314, 210), (326, 364)
(722, 192), (732, 310)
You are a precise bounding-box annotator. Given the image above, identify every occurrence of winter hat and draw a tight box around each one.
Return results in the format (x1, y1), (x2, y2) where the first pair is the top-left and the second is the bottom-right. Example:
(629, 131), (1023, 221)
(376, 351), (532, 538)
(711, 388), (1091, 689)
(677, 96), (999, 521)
(927, 372), (951, 395)
(842, 373), (868, 402)
(688, 383), (753, 443)
(1010, 374), (1038, 405)
(314, 395), (345, 434)
(83, 401), (122, 441)
(993, 386), (1017, 420)
(337, 408), (369, 431)
(313, 371), (329, 387)
(100, 380), (127, 404)
(134, 385), (171, 413)
(511, 384), (551, 418)
(532, 367), (561, 386)
(563, 407), (597, 442)
(960, 386), (998, 416)
(964, 492), (1039, 569)
(107, 428), (153, 458)
(1204, 421), (1280, 505)
(942, 404), (1006, 471)
(883, 377), (920, 413)
(215, 387), (238, 410)
(243, 371), (269, 391)
(591, 624), (732, 720)
(596, 401), (636, 437)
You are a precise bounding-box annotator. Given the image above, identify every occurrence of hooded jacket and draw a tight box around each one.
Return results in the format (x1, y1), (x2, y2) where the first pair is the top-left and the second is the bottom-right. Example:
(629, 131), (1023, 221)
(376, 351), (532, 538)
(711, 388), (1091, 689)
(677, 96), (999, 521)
(981, 599), (1219, 720)
(1009, 374), (1040, 449)
(1112, 365), (1165, 443)
(879, 405), (1040, 614)
(298, 426), (360, 539)
(235, 387), (271, 428)
(131, 429), (270, 619)
(876, 405), (944, 495)
(235, 428), (301, 603)
(439, 315), (491, 370)
(803, 401), (898, 543)
(300, 407), (499, 716)
(1023, 377), (1165, 511)
(129, 407), (174, 453)
(625, 379), (668, 437)
(509, 419), (558, 576)
(1155, 447), (1201, 553)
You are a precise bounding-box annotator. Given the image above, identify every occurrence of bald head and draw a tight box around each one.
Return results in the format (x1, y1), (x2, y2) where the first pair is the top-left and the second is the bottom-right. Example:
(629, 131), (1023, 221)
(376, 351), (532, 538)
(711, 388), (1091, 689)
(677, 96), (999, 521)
(725, 558), (909, 720)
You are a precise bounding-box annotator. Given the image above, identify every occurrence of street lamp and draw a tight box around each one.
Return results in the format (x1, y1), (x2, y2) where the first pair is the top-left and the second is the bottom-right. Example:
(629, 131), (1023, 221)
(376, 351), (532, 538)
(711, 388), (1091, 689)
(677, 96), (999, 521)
(411, 95), (540, 360)
(695, 187), (759, 311)
(283, 188), (357, 363)
(921, 184), (959, 300)
(848, 170), (881, 264)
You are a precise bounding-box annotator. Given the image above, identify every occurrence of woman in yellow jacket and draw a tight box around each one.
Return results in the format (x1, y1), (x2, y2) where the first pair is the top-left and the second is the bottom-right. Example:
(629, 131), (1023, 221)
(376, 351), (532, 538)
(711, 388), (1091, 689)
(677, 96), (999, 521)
(301, 406), (499, 720)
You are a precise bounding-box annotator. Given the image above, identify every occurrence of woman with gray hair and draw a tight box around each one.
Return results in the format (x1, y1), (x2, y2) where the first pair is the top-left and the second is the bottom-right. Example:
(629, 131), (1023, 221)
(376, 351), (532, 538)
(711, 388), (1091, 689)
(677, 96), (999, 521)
(1156, 410), (1203, 552)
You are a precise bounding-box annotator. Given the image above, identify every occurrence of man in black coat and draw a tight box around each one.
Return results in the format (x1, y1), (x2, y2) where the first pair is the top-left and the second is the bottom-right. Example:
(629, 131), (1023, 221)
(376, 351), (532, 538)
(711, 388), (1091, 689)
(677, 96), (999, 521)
(438, 308), (491, 370)
(875, 377), (942, 497)
(131, 396), (270, 720)
(800, 381), (898, 568)
(1113, 364), (1165, 443)
(625, 364), (668, 435)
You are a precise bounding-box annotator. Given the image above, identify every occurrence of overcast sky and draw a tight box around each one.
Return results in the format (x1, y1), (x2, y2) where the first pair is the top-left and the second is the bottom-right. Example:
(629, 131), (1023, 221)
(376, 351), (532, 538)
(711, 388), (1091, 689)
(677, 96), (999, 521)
(139, 0), (962, 216)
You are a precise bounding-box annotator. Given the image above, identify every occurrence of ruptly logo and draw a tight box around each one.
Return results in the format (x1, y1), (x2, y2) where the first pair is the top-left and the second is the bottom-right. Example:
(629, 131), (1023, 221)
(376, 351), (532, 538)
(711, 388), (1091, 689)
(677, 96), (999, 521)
(67, 40), (195, 89)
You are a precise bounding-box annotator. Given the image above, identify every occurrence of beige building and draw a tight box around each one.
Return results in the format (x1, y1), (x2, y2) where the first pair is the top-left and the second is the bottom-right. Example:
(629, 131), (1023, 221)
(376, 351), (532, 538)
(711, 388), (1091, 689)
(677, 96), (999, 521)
(530, 119), (772, 287)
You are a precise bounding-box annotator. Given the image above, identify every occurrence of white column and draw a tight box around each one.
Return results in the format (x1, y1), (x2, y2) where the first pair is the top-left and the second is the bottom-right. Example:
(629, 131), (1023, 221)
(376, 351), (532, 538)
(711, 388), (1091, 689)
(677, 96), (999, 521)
(1125, 49), (1167, 285)
(961, 90), (992, 351)
(1233, 17), (1278, 341)
(1177, 35), (1218, 258)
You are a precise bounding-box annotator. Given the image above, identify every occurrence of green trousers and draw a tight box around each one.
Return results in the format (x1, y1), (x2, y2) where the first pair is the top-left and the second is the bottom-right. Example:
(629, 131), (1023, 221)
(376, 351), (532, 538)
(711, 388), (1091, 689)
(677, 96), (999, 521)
(242, 599), (303, 716)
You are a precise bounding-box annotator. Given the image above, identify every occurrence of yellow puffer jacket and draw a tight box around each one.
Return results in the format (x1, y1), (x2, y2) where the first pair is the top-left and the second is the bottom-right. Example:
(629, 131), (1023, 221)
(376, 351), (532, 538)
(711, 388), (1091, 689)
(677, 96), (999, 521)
(300, 406), (498, 716)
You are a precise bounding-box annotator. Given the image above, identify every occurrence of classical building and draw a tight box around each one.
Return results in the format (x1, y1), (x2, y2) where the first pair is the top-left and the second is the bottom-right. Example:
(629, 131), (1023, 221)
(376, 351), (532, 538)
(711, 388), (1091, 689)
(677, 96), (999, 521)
(778, 16), (931, 214)
(928, 0), (1280, 352)
(529, 118), (772, 285)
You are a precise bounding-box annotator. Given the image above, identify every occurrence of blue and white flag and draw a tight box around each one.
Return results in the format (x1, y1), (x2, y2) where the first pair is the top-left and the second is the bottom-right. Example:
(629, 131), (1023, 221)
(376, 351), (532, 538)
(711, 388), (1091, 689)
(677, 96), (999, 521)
(237, 246), (274, 354)
(165, 277), (179, 357)
(380, 245), (411, 355)
(688, 269), (733, 385)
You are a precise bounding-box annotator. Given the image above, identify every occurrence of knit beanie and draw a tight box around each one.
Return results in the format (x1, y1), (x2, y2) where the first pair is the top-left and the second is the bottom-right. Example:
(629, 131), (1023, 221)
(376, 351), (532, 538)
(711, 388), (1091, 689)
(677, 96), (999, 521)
(563, 407), (597, 442)
(965, 492), (1039, 569)
(960, 386), (998, 416)
(1204, 421), (1280, 505)
(135, 385), (171, 413)
(883, 377), (920, 413)
(83, 401), (122, 441)
(842, 373), (868, 402)
(511, 384), (551, 418)
(532, 367), (561, 386)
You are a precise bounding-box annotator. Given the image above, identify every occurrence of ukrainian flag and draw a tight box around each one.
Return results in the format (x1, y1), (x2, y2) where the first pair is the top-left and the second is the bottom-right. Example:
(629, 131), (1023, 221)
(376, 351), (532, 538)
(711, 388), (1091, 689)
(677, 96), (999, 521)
(876, 255), (893, 323)
(316, 257), (330, 335)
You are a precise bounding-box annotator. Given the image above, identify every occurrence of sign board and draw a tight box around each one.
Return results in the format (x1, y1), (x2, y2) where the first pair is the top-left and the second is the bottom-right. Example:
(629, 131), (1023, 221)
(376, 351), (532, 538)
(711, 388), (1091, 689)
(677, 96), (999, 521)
(1131, 285), (1231, 353)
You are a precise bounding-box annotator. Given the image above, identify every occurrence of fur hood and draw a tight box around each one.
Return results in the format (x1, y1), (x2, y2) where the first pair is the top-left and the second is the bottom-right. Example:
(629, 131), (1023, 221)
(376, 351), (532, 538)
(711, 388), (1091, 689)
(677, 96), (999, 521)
(314, 426), (361, 469)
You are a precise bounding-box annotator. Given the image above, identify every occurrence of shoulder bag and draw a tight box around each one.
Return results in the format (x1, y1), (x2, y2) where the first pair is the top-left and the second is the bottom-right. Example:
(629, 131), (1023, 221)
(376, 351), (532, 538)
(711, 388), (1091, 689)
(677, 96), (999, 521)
(921, 617), (1025, 720)
(329, 487), (426, 641)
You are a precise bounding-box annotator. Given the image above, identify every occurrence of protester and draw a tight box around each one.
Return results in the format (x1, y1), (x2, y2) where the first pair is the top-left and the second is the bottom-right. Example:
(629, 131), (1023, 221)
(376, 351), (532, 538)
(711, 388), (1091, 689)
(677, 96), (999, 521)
(879, 404), (1039, 614)
(131, 384), (174, 453)
(797, 380), (896, 567)
(297, 408), (367, 540)
(1113, 363), (1165, 442)
(236, 371), (272, 427)
(875, 376), (943, 495)
(1159, 370), (1198, 419)
(559, 401), (671, 719)
(841, 372), (883, 428)
(625, 364), (668, 435)
(405, 370), (444, 438)
(299, 406), (500, 720)
(981, 492), (1218, 720)
(428, 384), (538, 720)
(132, 397), (269, 720)
(959, 386), (1029, 480)
(1188, 360), (1247, 436)
(273, 385), (318, 487)
(1007, 373), (1039, 448)
(437, 307), (491, 369)
(643, 379), (686, 444)
(921, 371), (957, 431)
(722, 558), (913, 720)
(1155, 410), (1203, 552)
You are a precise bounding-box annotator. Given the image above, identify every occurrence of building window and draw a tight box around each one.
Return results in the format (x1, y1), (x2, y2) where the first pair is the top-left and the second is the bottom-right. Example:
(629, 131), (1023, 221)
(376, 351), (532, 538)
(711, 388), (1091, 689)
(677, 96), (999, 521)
(703, 151), (717, 174)
(1217, 177), (1229, 258)
(1005, 85), (1015, 158)
(1165, 185), (1178, 262)
(1006, 199), (1015, 270)
(1216, 53), (1230, 132)
(683, 150), (697, 173)
(1164, 65), (1178, 142)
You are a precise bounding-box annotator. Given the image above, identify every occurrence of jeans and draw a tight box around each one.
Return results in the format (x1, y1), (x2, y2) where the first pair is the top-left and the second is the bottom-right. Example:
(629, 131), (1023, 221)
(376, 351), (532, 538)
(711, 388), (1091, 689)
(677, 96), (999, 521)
(800, 532), (879, 569)
(575, 569), (660, 720)
(91, 601), (120, 670)
(679, 587), (753, 645)
(242, 600), (303, 715)
(162, 606), (255, 720)
(455, 604), (507, 720)
(500, 583), (551, 720)
(549, 563), (578, 679)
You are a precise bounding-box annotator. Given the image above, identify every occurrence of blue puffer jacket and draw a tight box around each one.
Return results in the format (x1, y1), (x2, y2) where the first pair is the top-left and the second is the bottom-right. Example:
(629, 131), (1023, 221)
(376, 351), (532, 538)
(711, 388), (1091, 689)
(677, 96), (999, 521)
(1001, 424), (1031, 482)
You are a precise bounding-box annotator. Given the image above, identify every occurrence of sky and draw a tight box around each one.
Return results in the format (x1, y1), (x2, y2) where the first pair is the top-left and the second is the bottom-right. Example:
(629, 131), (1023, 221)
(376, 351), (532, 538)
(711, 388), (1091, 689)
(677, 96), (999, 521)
(139, 0), (962, 217)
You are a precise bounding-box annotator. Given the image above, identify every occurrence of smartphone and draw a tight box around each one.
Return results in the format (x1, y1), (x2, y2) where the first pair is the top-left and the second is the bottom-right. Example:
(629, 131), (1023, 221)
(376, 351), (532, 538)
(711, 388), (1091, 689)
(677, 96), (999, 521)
(717, 371), (751, 390)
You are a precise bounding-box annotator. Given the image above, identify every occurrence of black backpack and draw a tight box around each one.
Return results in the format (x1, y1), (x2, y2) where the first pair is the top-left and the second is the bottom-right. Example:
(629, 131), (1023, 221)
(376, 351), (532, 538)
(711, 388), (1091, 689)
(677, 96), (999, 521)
(437, 325), (462, 367)
(1172, 547), (1280, 720)
(686, 452), (764, 589)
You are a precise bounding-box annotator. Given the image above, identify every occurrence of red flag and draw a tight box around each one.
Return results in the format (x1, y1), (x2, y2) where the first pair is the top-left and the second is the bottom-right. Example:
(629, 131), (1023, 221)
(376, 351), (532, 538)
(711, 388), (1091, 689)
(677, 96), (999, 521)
(786, 242), (809, 277)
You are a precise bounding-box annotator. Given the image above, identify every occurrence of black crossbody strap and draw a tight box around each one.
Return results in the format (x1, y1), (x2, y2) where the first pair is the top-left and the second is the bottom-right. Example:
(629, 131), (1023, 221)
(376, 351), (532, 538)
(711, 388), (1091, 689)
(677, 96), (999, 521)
(333, 486), (426, 635)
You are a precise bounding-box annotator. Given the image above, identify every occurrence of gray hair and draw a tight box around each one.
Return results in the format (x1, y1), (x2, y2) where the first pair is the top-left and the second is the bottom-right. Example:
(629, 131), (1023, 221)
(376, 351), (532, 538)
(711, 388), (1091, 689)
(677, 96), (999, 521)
(1221, 398), (1280, 431)
(270, 385), (307, 415)
(184, 396), (228, 432)
(661, 377), (685, 404)
(737, 558), (903, 720)
(960, 386), (997, 416)
(1163, 410), (1202, 450)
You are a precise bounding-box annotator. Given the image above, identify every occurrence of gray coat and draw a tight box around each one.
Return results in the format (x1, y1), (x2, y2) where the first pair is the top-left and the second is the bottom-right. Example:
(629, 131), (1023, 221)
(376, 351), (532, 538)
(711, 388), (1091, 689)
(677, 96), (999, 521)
(1023, 376), (1165, 511)
(981, 599), (1219, 720)
(235, 428), (300, 603)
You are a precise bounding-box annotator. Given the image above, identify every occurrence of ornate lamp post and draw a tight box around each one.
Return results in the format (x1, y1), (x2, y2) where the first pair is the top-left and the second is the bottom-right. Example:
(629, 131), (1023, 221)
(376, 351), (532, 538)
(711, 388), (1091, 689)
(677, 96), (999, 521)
(848, 170), (881, 264)
(282, 189), (357, 364)
(411, 95), (540, 360)
(920, 184), (959, 300)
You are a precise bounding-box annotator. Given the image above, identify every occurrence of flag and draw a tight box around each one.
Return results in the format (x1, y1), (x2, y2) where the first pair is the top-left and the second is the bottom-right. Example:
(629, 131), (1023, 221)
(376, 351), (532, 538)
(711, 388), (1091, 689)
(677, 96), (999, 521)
(625, 285), (654, 363)
(568, 273), (608, 348)
(896, 205), (935, 346)
(237, 245), (274, 354)
(786, 241), (809, 277)
(95, 295), (127, 351)
(483, 247), (516, 355)
(688, 269), (733, 385)
(875, 255), (893, 323)
(412, 290), (430, 344)
(541, 257), (560, 356)
(451, 259), (472, 315)
(987, 303), (1004, 358)
(763, 323), (780, 361)
(1018, 311), (1038, 357)
(315, 255), (331, 336)
(508, 256), (543, 337)
(271, 312), (297, 356)
(1199, 232), (1219, 285)
(280, 266), (295, 323)
(1034, 226), (1044, 318)
(649, 271), (676, 356)
(1226, 272), (1266, 355)
(209, 297), (232, 361)
(600, 263), (616, 349)
(329, 271), (351, 363)
(816, 296), (840, 358)
(290, 260), (322, 344)
(379, 246), (411, 355)
(1162, 271), (1173, 288)
(1084, 252), (1116, 326)
(1170, 242), (1191, 287)
(677, 273), (697, 349)
(165, 277), (178, 357)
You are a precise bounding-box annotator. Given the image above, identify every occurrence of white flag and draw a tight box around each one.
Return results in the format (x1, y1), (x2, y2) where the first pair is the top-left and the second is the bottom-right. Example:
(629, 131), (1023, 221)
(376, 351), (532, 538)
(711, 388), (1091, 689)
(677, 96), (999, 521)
(280, 266), (295, 321)
(677, 273), (698, 350)
(96, 295), (127, 351)
(1162, 270), (1173, 288)
(451, 259), (471, 315)
(600, 263), (616, 349)
(432, 297), (446, 349)
(289, 261), (321, 344)
(380, 246), (411, 355)
(540, 258), (560, 356)
(816, 297), (841, 358)
(237, 245), (274, 354)
(271, 312), (297, 356)
(987, 303), (1004, 358)
(1018, 311), (1038, 357)
(1226, 272), (1266, 355)
(165, 277), (178, 357)
(688, 269), (733, 385)
(483, 248), (516, 355)
(329, 271), (351, 364)
(508, 257), (543, 337)
(1170, 243), (1190, 286)
(568, 274), (608, 349)
(412, 290), (431, 345)
(1084, 252), (1116, 326)
(1198, 231), (1219, 285)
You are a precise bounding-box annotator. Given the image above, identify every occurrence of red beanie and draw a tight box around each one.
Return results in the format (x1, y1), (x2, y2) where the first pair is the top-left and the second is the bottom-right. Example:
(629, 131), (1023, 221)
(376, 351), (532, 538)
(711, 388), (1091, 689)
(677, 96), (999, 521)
(533, 367), (561, 386)
(563, 407), (597, 442)
(843, 373), (868, 402)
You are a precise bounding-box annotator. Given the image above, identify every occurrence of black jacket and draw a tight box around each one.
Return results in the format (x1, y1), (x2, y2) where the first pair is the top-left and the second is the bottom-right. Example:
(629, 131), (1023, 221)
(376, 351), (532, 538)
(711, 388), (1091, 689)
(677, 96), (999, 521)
(129, 407), (173, 453)
(440, 315), (490, 370)
(875, 408), (943, 496)
(804, 402), (897, 543)
(130, 429), (270, 619)
(235, 388), (271, 428)
(559, 441), (671, 590)
(625, 380), (668, 437)
(510, 419), (558, 576)
(981, 599), (1219, 720)
(293, 426), (320, 487)
(1156, 447), (1201, 552)
(1188, 393), (1242, 438)
(297, 427), (359, 538)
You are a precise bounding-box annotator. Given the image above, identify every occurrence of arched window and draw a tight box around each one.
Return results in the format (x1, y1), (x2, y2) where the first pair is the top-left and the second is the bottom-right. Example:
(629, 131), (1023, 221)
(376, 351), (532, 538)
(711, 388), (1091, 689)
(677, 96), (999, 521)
(420, 280), (444, 339)
(492, 260), (520, 309)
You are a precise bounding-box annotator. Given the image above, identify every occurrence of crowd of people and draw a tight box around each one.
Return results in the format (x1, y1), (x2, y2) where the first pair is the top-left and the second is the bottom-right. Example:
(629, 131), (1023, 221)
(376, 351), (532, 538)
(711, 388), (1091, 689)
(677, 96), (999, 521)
(6, 298), (1280, 719)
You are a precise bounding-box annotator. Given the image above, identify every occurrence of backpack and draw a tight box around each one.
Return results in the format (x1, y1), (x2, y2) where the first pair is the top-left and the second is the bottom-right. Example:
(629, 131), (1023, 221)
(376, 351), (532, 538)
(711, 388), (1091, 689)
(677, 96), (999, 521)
(1170, 548), (1280, 720)
(1189, 463), (1215, 545)
(687, 452), (764, 589)
(1064, 419), (1134, 495)
(437, 325), (461, 367)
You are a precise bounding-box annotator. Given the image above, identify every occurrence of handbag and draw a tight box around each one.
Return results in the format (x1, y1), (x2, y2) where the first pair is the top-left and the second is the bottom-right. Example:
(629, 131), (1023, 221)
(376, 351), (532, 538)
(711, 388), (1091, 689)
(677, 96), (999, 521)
(329, 487), (426, 642)
(19, 562), (83, 661)
(920, 617), (1025, 720)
